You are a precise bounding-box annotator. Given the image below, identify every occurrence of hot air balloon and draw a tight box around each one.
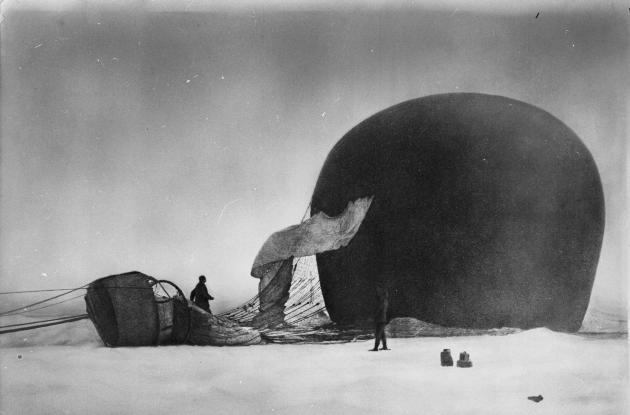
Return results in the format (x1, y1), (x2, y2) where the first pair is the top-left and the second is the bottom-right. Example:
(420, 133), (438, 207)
(310, 93), (604, 332)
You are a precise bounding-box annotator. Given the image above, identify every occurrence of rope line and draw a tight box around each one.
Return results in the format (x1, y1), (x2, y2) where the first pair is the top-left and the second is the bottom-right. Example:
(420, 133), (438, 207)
(0, 288), (87, 295)
(0, 293), (86, 317)
(0, 284), (179, 317)
(0, 285), (88, 317)
(0, 285), (180, 296)
(0, 315), (88, 335)
(0, 315), (87, 329)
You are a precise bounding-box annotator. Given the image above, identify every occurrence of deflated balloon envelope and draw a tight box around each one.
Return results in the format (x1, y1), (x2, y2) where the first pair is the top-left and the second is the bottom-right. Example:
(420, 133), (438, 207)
(311, 93), (604, 332)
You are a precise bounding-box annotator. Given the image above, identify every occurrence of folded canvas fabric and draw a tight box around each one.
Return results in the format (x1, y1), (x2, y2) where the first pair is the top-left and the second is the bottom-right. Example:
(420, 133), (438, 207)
(249, 196), (373, 325)
(251, 196), (373, 280)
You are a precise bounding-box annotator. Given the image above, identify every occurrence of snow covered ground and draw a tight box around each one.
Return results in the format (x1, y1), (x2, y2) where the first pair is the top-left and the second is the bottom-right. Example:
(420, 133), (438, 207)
(1, 320), (627, 415)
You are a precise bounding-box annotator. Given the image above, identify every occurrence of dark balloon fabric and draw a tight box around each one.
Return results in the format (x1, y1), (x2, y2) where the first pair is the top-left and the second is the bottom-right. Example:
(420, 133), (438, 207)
(311, 93), (604, 332)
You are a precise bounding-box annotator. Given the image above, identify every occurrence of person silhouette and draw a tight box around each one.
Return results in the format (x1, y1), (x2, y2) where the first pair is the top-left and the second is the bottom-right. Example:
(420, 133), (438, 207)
(190, 275), (214, 313)
(370, 286), (390, 351)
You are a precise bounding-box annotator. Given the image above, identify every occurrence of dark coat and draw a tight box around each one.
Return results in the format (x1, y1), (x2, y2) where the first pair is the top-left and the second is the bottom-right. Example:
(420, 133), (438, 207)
(374, 297), (389, 323)
(190, 282), (214, 312)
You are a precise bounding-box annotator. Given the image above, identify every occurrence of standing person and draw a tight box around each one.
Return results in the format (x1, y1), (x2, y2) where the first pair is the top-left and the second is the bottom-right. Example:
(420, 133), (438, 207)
(190, 275), (214, 313)
(370, 286), (390, 351)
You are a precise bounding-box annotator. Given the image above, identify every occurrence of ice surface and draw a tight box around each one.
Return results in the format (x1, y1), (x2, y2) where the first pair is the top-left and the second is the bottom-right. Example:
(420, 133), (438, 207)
(1, 324), (627, 414)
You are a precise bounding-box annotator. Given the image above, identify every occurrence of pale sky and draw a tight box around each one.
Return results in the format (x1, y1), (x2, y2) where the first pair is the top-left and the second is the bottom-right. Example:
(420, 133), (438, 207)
(1, 1), (627, 317)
